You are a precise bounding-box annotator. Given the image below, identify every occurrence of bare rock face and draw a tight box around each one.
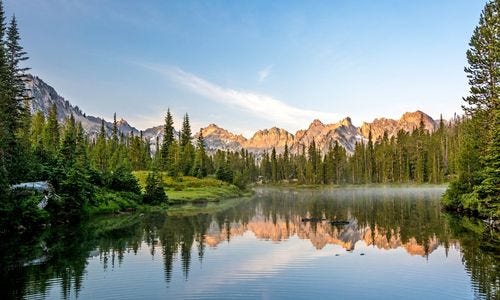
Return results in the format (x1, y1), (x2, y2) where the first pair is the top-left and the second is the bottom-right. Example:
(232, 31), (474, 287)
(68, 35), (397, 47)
(26, 73), (440, 156)
(359, 110), (438, 140)
(25, 74), (140, 138)
(359, 118), (399, 140)
(291, 117), (364, 154)
(399, 110), (438, 133)
(244, 127), (294, 153)
(199, 124), (247, 152)
(142, 125), (165, 153)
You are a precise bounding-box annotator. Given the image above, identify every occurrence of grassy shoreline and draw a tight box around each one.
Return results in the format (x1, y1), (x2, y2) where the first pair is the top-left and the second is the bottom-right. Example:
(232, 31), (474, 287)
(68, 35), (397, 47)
(88, 179), (445, 216)
(86, 172), (248, 215)
(133, 171), (247, 203)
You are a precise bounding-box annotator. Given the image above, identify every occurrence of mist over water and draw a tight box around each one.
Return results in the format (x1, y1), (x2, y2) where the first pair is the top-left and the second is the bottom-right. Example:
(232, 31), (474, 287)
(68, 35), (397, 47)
(1, 186), (498, 300)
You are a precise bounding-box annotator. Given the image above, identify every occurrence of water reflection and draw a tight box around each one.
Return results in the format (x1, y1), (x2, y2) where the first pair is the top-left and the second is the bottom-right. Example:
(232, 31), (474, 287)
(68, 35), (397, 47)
(1, 187), (498, 299)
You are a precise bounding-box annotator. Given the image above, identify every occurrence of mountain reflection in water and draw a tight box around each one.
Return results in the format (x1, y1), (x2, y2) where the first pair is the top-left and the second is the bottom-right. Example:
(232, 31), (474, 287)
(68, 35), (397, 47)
(1, 186), (498, 300)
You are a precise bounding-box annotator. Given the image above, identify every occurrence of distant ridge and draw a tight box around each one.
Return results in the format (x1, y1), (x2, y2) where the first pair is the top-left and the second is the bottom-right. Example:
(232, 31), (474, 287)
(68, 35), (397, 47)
(26, 73), (438, 155)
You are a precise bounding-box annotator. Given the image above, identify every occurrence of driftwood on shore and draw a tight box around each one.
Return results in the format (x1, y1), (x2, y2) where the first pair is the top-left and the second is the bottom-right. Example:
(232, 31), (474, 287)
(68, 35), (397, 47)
(11, 181), (52, 192)
(10, 181), (53, 209)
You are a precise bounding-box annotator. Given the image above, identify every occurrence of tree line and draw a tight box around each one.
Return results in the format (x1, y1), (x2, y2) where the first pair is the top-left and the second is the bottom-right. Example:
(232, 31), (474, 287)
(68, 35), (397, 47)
(442, 0), (499, 220)
(258, 117), (461, 185)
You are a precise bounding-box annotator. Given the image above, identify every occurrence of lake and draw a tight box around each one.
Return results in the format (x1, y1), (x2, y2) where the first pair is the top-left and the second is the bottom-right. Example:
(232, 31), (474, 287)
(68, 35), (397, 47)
(1, 186), (498, 299)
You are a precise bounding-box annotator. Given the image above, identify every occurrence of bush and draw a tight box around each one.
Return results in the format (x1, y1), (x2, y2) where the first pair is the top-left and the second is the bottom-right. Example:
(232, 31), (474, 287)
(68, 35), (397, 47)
(232, 171), (248, 190)
(106, 166), (141, 194)
(92, 189), (140, 214)
(0, 191), (49, 232)
(143, 171), (168, 205)
(215, 166), (233, 183)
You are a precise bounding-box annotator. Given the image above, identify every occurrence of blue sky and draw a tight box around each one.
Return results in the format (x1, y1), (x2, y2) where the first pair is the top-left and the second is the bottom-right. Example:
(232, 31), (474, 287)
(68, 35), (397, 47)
(5, 0), (486, 136)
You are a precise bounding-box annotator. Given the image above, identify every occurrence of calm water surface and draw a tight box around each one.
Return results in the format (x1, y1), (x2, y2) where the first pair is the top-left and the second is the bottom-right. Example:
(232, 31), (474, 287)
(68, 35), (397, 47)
(1, 186), (498, 299)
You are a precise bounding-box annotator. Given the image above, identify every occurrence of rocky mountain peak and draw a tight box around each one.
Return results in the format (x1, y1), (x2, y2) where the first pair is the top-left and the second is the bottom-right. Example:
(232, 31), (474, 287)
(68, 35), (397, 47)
(244, 127), (294, 152)
(338, 117), (353, 127)
(310, 119), (324, 127)
(25, 73), (441, 157)
(198, 123), (247, 153)
(116, 118), (131, 128)
(206, 123), (219, 129)
(202, 123), (227, 135)
(360, 110), (438, 140)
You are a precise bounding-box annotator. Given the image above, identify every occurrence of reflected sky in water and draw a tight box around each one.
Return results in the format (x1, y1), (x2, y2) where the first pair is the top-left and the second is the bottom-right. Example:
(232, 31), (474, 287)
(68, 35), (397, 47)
(2, 186), (498, 300)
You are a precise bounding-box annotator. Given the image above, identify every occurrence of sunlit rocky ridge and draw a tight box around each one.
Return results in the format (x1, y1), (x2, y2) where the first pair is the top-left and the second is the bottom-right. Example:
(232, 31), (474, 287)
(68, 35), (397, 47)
(27, 74), (438, 155)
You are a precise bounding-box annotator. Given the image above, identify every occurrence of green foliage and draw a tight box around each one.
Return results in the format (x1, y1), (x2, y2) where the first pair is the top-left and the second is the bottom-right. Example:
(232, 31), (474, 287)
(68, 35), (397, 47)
(133, 171), (242, 203)
(444, 0), (500, 219)
(43, 104), (59, 155)
(179, 113), (195, 176)
(91, 189), (140, 214)
(167, 139), (180, 178)
(232, 171), (249, 190)
(143, 170), (168, 205)
(58, 166), (95, 218)
(160, 109), (175, 171)
(106, 165), (141, 194)
(216, 163), (233, 183)
(91, 119), (108, 172)
(192, 129), (208, 178)
(0, 191), (49, 232)
(255, 120), (457, 187)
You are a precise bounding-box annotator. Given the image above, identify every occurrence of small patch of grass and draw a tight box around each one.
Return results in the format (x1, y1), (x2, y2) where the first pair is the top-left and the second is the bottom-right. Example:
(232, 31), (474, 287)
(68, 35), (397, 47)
(133, 171), (243, 203)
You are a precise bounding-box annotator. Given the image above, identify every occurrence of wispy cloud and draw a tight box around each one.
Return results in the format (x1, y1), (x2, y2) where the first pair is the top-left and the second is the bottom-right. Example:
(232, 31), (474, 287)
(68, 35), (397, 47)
(258, 64), (273, 83)
(144, 64), (339, 131)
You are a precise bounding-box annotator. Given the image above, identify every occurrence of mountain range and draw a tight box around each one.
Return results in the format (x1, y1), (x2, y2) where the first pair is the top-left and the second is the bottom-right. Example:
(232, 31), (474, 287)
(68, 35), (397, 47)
(26, 74), (439, 155)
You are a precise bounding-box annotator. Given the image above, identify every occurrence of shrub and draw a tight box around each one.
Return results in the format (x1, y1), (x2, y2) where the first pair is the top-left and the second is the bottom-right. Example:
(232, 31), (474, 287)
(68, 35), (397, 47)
(143, 171), (168, 205)
(106, 166), (141, 194)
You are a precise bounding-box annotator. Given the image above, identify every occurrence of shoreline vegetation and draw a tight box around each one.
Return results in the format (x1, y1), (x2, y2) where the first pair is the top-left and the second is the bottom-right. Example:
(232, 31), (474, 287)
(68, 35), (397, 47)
(133, 172), (247, 204)
(0, 0), (497, 236)
(52, 174), (249, 216)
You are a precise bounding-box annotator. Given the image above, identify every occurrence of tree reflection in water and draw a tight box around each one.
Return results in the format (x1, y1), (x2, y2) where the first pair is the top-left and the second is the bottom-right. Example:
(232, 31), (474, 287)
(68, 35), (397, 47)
(0, 187), (498, 299)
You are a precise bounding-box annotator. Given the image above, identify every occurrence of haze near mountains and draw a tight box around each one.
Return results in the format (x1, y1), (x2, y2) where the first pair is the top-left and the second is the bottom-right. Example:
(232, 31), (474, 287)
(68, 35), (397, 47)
(27, 74), (439, 155)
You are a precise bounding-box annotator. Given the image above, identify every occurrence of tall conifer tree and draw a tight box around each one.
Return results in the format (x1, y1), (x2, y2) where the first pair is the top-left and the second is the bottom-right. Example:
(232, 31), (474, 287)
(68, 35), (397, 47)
(160, 109), (174, 170)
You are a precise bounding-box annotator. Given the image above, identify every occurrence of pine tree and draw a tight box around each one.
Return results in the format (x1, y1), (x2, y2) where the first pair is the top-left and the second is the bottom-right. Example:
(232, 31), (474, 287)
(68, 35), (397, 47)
(306, 140), (318, 184)
(43, 103), (60, 155)
(444, 0), (500, 216)
(283, 144), (290, 180)
(6, 15), (28, 97)
(59, 114), (77, 166)
(271, 147), (278, 182)
(143, 170), (167, 205)
(192, 130), (207, 178)
(0, 0), (9, 189)
(111, 112), (119, 150)
(180, 113), (194, 175)
(92, 119), (108, 172)
(474, 109), (500, 218)
(0, 9), (30, 184)
(333, 141), (345, 184)
(366, 130), (375, 183)
(160, 109), (175, 171)
(167, 139), (180, 178)
(325, 143), (335, 184)
(463, 0), (500, 115)
(30, 111), (45, 148)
